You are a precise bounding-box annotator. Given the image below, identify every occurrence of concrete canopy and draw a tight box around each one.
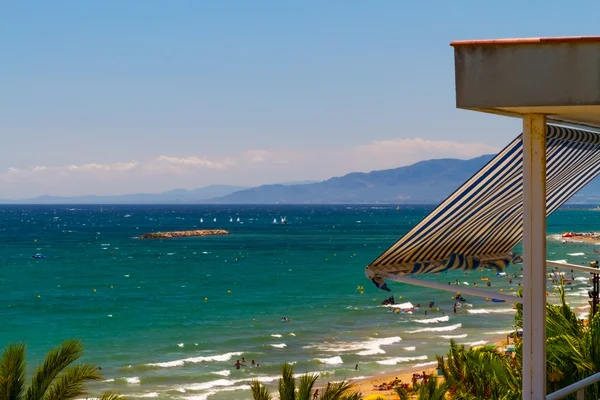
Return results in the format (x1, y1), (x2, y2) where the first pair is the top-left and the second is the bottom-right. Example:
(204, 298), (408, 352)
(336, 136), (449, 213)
(451, 36), (600, 129)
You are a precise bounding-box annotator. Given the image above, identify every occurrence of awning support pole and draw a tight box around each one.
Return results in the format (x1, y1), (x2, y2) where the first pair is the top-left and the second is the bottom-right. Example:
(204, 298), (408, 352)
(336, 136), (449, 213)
(522, 114), (547, 399)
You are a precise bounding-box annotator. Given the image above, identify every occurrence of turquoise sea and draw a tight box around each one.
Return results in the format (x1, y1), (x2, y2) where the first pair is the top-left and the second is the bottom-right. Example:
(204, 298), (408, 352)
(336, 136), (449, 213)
(0, 205), (597, 400)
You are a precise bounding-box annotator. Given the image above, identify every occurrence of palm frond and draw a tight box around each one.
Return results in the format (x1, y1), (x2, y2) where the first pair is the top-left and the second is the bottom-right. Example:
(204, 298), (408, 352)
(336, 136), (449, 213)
(25, 339), (85, 400)
(249, 380), (271, 400)
(0, 342), (27, 400)
(318, 380), (355, 400)
(278, 363), (295, 400)
(296, 373), (319, 400)
(97, 391), (123, 400)
(43, 365), (102, 400)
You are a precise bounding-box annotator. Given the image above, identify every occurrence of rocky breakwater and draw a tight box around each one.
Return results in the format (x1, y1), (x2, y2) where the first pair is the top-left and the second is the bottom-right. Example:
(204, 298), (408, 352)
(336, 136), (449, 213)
(139, 229), (231, 239)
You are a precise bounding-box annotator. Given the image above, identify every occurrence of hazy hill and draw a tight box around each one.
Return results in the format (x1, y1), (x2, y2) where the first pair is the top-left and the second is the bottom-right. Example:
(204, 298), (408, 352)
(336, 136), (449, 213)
(215, 155), (495, 204)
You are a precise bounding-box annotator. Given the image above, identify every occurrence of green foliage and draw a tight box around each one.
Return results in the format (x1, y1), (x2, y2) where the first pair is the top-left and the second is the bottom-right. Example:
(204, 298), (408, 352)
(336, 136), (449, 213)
(437, 278), (600, 399)
(250, 363), (360, 400)
(0, 339), (120, 400)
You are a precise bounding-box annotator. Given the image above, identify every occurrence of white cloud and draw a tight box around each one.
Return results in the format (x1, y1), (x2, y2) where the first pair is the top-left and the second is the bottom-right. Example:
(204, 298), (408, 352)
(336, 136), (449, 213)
(156, 156), (235, 169)
(0, 137), (500, 198)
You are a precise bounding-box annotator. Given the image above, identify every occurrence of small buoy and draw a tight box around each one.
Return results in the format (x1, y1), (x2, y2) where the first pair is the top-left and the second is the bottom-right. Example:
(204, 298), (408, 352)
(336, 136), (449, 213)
(450, 297), (454, 300)
(485, 298), (490, 302)
(360, 291), (364, 295)
(334, 254), (336, 256)
(227, 290), (231, 294)
(34, 239), (37, 242)
(93, 289), (97, 293)
(499, 289), (503, 292)
(110, 285), (114, 289)
(399, 296), (402, 299)
(204, 297), (208, 301)
(37, 295), (41, 299)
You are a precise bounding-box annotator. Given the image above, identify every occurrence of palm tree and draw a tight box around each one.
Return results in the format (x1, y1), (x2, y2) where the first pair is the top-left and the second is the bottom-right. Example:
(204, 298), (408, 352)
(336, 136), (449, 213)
(249, 363), (361, 400)
(0, 339), (120, 400)
(395, 377), (447, 400)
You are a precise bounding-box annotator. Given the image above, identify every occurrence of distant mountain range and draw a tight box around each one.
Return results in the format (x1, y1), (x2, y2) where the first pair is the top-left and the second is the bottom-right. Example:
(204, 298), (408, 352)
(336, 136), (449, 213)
(0, 185), (248, 205)
(4, 155), (600, 204)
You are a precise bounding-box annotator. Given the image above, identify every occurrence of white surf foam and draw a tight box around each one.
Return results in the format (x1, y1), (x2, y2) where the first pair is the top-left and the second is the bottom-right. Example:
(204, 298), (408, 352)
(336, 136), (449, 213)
(146, 351), (242, 368)
(467, 309), (516, 314)
(575, 277), (590, 282)
(126, 377), (141, 384)
(183, 379), (235, 391)
(414, 315), (450, 324)
(568, 253), (586, 256)
(212, 370), (230, 377)
(382, 301), (414, 309)
(462, 340), (488, 347)
(414, 361), (438, 368)
(403, 346), (416, 351)
(271, 343), (287, 348)
(440, 334), (468, 339)
(178, 343), (184, 347)
(289, 332), (296, 336)
(376, 355), (428, 365)
(549, 259), (568, 264)
(305, 336), (401, 356)
(406, 323), (461, 333)
(483, 330), (513, 335)
(315, 356), (343, 365)
(270, 334), (282, 338)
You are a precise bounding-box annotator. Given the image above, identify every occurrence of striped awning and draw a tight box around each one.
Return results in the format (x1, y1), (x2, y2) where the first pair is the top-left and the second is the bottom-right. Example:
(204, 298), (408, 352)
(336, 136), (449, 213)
(366, 125), (600, 291)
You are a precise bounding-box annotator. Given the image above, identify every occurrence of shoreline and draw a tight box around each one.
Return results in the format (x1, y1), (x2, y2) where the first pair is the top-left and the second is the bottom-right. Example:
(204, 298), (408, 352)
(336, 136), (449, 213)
(347, 336), (510, 399)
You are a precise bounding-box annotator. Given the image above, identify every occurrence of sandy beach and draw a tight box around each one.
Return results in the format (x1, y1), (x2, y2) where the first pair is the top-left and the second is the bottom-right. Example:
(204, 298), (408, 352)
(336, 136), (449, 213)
(348, 337), (510, 399)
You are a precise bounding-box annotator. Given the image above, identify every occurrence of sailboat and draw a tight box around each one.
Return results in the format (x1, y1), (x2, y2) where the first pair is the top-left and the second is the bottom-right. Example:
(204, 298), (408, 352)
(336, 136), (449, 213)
(229, 217), (233, 222)
(273, 218), (277, 224)
(200, 218), (203, 223)
(213, 217), (217, 222)
(280, 216), (288, 224)
(236, 217), (240, 222)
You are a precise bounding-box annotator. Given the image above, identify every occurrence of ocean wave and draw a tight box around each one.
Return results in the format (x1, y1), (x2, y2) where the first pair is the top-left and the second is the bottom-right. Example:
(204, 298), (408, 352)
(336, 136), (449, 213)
(376, 355), (428, 365)
(568, 253), (586, 256)
(146, 351), (242, 368)
(270, 343), (287, 348)
(462, 340), (488, 347)
(183, 385), (250, 400)
(467, 309), (516, 314)
(211, 370), (230, 377)
(183, 379), (235, 392)
(575, 277), (590, 282)
(129, 393), (158, 398)
(270, 334), (282, 338)
(483, 330), (513, 335)
(406, 323), (461, 333)
(414, 315), (449, 324)
(549, 259), (568, 264)
(381, 301), (414, 310)
(304, 336), (401, 356)
(414, 361), (438, 368)
(439, 334), (468, 339)
(315, 356), (343, 365)
(403, 346), (416, 351)
(126, 377), (141, 384)
(289, 333), (296, 336)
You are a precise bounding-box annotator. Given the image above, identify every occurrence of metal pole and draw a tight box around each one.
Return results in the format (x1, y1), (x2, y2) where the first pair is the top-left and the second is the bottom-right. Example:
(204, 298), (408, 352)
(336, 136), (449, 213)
(522, 114), (547, 400)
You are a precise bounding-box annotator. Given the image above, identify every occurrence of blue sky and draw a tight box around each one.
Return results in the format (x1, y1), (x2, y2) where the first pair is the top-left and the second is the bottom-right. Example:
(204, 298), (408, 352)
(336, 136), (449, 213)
(2, 1), (599, 198)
